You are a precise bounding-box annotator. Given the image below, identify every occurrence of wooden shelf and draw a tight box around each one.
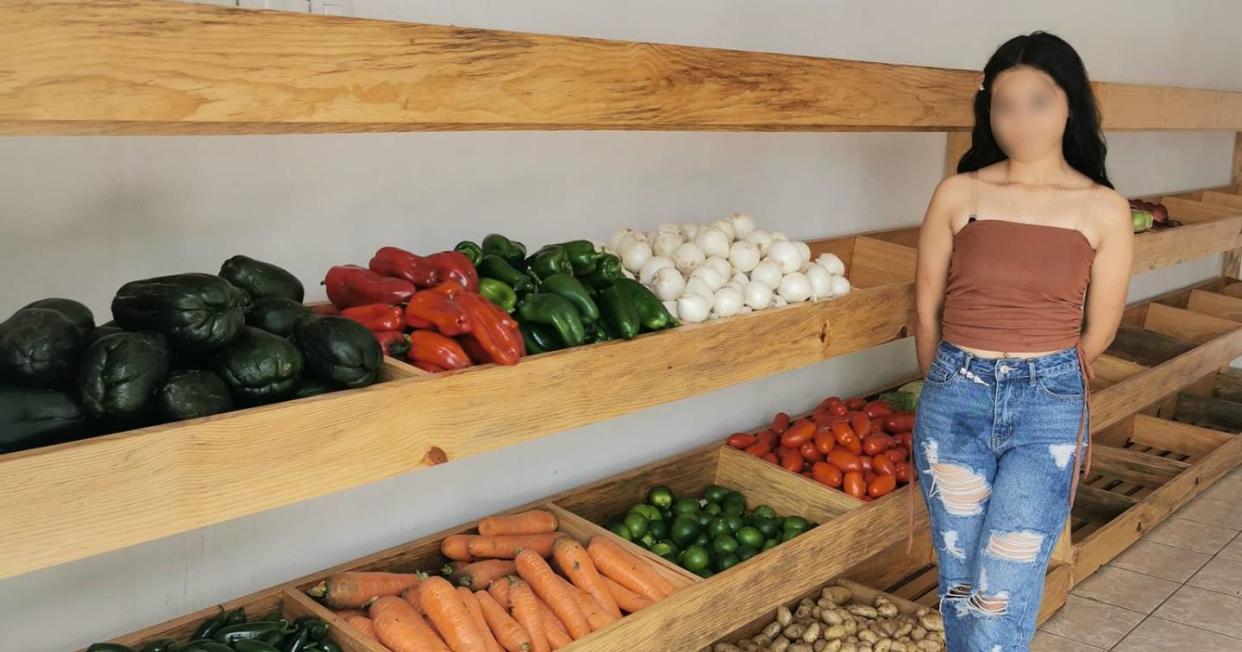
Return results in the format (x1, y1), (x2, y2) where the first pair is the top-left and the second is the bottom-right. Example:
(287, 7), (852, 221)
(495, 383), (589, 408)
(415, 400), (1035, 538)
(4, 0), (1242, 135)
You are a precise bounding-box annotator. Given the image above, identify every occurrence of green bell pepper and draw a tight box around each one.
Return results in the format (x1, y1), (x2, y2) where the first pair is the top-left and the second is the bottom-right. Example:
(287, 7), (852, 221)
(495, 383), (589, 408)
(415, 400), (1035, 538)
(598, 284), (641, 340)
(482, 234), (527, 269)
(479, 278), (518, 313)
(528, 245), (574, 281)
(518, 293), (586, 347)
(586, 321), (615, 344)
(582, 253), (623, 290)
(615, 278), (679, 330)
(540, 274), (599, 323)
(559, 240), (604, 276)
(454, 241), (483, 266)
(519, 321), (562, 354)
(478, 255), (534, 293)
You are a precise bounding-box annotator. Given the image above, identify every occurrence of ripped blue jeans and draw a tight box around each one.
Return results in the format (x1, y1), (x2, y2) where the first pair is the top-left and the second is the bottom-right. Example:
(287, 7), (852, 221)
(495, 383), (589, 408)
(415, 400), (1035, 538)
(913, 339), (1088, 652)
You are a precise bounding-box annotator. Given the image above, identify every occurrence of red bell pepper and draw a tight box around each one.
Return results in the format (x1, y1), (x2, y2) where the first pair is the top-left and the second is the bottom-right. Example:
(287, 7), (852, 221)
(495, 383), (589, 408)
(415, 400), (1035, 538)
(340, 303), (405, 332)
(405, 286), (470, 336)
(457, 334), (494, 365)
(425, 251), (479, 292)
(407, 330), (472, 371)
(455, 291), (525, 366)
(412, 361), (445, 374)
(324, 265), (415, 309)
(369, 246), (439, 288)
(373, 330), (411, 358)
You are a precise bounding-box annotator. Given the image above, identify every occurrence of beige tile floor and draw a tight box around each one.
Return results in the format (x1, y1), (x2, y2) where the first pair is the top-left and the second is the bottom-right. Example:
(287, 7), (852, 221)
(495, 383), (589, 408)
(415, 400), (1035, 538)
(1034, 467), (1242, 651)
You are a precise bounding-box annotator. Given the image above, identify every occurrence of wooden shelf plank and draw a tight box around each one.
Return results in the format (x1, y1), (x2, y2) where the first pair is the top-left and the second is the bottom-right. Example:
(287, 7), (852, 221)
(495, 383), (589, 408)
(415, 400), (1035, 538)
(4, 0), (1242, 135)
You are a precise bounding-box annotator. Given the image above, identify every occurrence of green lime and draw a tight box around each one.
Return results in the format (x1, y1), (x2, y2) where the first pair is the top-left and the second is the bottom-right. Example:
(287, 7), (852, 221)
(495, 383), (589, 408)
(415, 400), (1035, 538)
(681, 546), (711, 572)
(741, 512), (756, 527)
(712, 535), (739, 556)
(694, 532), (710, 548)
(639, 532), (657, 549)
(752, 504), (777, 520)
(670, 515), (701, 546)
(696, 513), (712, 528)
(737, 545), (759, 561)
(763, 538), (779, 551)
(608, 522), (632, 541)
(714, 552), (741, 572)
(781, 528), (800, 543)
(782, 516), (811, 534)
(723, 514), (744, 534)
(648, 485), (675, 510)
(737, 526), (764, 549)
(623, 512), (649, 539)
(722, 491), (748, 515)
(704, 484), (730, 504)
(707, 518), (731, 540)
(674, 498), (701, 516)
(651, 541), (679, 561)
(753, 516), (780, 539)
(693, 567), (714, 578)
(630, 504), (662, 522)
(647, 519), (669, 541)
(661, 509), (673, 521)
(705, 502), (722, 516)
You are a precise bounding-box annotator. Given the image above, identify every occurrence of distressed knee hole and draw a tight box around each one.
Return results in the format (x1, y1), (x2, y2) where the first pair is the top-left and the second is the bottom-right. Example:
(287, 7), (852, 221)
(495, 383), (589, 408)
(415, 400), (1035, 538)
(940, 583), (972, 618)
(986, 530), (1044, 562)
(927, 462), (991, 516)
(967, 592), (1009, 617)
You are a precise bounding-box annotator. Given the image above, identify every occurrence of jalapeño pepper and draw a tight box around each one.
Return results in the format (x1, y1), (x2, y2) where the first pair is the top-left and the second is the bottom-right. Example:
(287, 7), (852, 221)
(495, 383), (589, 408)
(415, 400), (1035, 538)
(518, 293), (586, 348)
(232, 641), (281, 652)
(477, 255), (534, 294)
(182, 642), (234, 652)
(559, 240), (604, 276)
(599, 284), (641, 340)
(139, 639), (178, 652)
(213, 621), (290, 644)
(224, 606), (247, 625)
(520, 321), (562, 353)
(540, 274), (599, 323)
(192, 611), (227, 640)
(86, 645), (134, 652)
(478, 278), (518, 313)
(527, 245), (574, 281)
(319, 642), (342, 652)
(615, 279), (679, 330)
(454, 241), (483, 266)
(582, 253), (623, 290)
(482, 234), (528, 269)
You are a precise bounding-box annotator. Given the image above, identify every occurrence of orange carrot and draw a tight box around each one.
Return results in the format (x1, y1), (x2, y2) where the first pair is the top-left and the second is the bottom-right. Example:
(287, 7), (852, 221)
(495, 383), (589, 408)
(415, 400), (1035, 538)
(477, 590), (534, 652)
(456, 559), (518, 590)
(445, 534), (563, 561)
(489, 576), (512, 610)
(345, 615), (380, 642)
(478, 510), (559, 536)
(552, 537), (621, 619)
(402, 585), (425, 614)
(441, 535), (473, 562)
(369, 595), (449, 652)
(601, 576), (653, 614)
(586, 536), (674, 601)
(309, 571), (426, 609)
(420, 576), (489, 652)
(558, 578), (619, 631)
(535, 599), (573, 650)
(458, 586), (504, 652)
(336, 608), (366, 619)
(507, 577), (549, 652)
(515, 549), (590, 639)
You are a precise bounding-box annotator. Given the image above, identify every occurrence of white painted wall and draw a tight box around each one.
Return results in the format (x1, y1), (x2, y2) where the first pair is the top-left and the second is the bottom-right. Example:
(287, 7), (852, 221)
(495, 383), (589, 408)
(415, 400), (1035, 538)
(1, 1), (1239, 649)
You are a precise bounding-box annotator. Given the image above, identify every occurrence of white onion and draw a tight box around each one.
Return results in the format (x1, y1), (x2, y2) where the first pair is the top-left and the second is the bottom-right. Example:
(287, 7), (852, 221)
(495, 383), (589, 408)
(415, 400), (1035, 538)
(771, 231), (789, 242)
(655, 223), (681, 234)
(678, 294), (711, 323)
(690, 266), (726, 291)
(816, 253), (846, 276)
(767, 240), (802, 274)
(730, 213), (757, 240)
(617, 231), (647, 255)
(805, 263), (833, 299)
(730, 270), (750, 287)
(704, 256), (733, 280)
(683, 276), (716, 302)
(713, 287), (744, 317)
(672, 242), (706, 274)
(639, 256), (674, 284)
(609, 228), (634, 252)
(728, 241), (761, 272)
(652, 231), (684, 258)
(829, 275), (852, 296)
(695, 227), (731, 259)
(621, 240), (653, 273)
(743, 281), (773, 310)
(774, 296), (789, 307)
(662, 300), (680, 320)
(711, 219), (736, 242)
(746, 230), (773, 255)
(795, 241), (812, 264)
(681, 223), (701, 241)
(651, 267), (686, 301)
(778, 273), (813, 303)
(749, 259), (783, 289)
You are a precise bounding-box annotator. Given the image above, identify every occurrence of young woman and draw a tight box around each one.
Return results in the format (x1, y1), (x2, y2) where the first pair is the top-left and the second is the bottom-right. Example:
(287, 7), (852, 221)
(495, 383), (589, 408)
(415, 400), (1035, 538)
(912, 32), (1134, 650)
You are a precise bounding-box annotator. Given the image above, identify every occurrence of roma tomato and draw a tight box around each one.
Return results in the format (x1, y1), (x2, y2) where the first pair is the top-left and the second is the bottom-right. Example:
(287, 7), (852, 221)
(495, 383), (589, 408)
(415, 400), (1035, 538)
(895, 461), (911, 483)
(820, 395), (843, 408)
(871, 416), (888, 433)
(814, 425), (836, 455)
(779, 447), (804, 473)
(828, 402), (849, 416)
(781, 420), (816, 447)
(843, 471), (866, 498)
(744, 442), (771, 457)
(860, 455), (873, 472)
(756, 430), (777, 449)
(868, 474), (898, 497)
(849, 412), (873, 438)
(862, 434), (891, 456)
(845, 435), (863, 456)
(872, 454), (896, 476)
(886, 412), (917, 433)
(812, 461), (843, 487)
(897, 431), (914, 451)
(827, 449), (862, 473)
(845, 397), (867, 411)
(864, 399), (893, 418)
(762, 452), (779, 464)
(770, 412), (791, 434)
(727, 433), (757, 449)
(800, 441), (824, 463)
(831, 421), (856, 447)
(885, 446), (909, 462)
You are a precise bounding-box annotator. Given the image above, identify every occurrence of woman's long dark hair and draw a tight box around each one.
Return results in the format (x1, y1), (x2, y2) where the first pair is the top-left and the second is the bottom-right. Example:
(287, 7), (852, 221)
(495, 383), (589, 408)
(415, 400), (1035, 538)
(956, 31), (1113, 189)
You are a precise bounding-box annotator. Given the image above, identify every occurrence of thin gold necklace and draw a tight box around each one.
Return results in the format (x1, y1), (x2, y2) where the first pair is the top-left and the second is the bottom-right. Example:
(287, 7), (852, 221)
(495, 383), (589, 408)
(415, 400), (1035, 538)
(1004, 161), (1065, 226)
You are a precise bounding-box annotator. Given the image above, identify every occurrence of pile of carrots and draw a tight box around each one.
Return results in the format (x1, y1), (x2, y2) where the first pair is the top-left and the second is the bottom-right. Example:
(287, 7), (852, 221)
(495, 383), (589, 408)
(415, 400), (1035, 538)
(306, 509), (688, 651)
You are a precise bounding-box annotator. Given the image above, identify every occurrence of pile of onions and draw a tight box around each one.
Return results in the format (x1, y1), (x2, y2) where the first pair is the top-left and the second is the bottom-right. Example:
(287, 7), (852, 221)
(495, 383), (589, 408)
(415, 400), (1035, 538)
(604, 214), (851, 324)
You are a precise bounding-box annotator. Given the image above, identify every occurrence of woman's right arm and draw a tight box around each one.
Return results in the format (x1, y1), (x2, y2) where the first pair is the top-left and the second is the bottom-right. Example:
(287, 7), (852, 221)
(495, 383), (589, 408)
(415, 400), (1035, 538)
(914, 174), (966, 376)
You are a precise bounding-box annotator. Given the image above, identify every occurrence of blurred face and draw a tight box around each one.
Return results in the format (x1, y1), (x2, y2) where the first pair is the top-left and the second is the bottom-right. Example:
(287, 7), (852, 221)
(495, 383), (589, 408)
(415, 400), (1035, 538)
(988, 66), (1069, 162)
